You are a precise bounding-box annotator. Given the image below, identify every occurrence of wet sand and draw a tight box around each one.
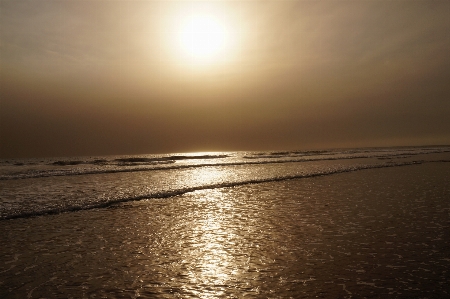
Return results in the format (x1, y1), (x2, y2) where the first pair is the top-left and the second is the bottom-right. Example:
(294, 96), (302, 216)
(1, 162), (449, 298)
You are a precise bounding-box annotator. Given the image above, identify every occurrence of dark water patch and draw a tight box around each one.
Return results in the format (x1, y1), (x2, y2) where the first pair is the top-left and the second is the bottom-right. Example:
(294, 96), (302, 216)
(117, 161), (176, 166)
(302, 150), (331, 155)
(244, 154), (286, 159)
(114, 154), (228, 164)
(114, 157), (171, 163)
(114, 157), (176, 166)
(92, 159), (108, 164)
(167, 154), (229, 160)
(51, 160), (85, 166)
(269, 151), (292, 156)
(245, 150), (331, 159)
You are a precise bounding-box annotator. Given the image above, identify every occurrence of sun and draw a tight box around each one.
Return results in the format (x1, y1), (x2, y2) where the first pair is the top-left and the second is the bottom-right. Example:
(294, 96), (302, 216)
(180, 15), (225, 60)
(176, 12), (233, 65)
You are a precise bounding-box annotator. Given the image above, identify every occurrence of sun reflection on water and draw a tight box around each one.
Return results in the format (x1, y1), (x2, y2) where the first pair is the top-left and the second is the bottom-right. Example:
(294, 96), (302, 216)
(188, 197), (233, 297)
(182, 167), (238, 297)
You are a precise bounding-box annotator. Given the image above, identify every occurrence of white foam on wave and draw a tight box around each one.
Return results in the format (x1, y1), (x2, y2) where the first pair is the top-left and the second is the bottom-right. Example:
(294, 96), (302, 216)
(1, 146), (448, 180)
(0, 159), (438, 220)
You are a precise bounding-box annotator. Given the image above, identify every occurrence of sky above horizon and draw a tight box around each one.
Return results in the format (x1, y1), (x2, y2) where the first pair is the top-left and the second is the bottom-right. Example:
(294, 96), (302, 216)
(1, 0), (449, 158)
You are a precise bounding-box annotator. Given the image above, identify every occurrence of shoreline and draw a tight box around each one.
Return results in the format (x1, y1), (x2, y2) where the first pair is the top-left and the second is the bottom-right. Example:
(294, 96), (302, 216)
(1, 162), (449, 298)
(2, 153), (450, 221)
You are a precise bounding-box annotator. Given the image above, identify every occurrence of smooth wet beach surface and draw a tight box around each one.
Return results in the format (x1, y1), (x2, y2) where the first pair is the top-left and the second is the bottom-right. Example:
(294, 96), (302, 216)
(1, 162), (450, 298)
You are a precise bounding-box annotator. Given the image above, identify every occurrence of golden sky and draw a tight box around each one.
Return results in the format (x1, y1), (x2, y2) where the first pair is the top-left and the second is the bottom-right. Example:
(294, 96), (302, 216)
(1, 1), (449, 158)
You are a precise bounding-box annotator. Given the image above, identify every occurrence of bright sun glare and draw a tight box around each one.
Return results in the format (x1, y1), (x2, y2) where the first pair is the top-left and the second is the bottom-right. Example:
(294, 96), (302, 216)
(177, 12), (233, 65)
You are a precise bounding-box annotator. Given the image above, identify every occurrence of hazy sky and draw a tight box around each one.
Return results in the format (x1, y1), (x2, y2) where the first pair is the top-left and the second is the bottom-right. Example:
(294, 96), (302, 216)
(1, 0), (449, 158)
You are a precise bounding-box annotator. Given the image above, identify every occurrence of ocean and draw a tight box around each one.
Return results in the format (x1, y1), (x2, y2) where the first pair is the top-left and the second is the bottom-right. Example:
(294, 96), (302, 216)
(1, 146), (450, 298)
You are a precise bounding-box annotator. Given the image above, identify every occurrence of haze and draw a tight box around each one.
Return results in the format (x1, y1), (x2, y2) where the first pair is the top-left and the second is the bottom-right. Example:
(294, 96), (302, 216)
(1, 1), (449, 158)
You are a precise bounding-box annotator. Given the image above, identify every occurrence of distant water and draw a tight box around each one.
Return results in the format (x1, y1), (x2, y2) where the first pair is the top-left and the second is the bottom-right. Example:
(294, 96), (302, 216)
(1, 146), (449, 220)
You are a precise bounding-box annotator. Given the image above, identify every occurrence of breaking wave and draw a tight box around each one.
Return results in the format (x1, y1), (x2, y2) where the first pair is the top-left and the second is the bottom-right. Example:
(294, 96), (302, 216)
(1, 148), (448, 180)
(3, 159), (447, 221)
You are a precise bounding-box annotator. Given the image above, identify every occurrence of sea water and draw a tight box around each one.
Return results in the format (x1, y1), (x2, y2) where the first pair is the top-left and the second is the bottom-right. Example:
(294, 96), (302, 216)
(1, 146), (449, 220)
(1, 146), (450, 298)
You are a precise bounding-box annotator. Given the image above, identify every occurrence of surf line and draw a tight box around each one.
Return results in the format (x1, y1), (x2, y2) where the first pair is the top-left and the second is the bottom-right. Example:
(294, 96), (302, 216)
(3, 160), (440, 221)
(3, 152), (447, 181)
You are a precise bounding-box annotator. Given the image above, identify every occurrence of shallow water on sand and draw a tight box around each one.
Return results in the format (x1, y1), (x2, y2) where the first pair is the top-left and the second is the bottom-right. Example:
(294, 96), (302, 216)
(1, 162), (449, 298)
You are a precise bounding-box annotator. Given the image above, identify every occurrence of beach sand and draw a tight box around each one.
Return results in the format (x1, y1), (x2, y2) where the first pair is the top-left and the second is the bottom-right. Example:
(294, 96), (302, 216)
(1, 162), (449, 298)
